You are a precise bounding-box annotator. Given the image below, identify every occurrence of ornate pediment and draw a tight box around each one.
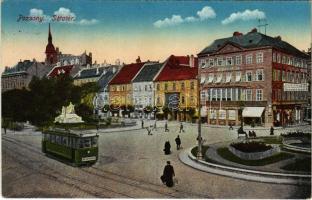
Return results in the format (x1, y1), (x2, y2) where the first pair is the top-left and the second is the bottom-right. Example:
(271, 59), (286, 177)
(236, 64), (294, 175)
(217, 42), (243, 53)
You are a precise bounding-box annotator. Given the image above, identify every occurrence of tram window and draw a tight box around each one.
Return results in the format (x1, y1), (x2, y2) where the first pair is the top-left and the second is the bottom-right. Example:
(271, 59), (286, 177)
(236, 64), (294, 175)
(55, 136), (60, 144)
(78, 138), (83, 148)
(83, 138), (92, 148)
(62, 137), (68, 146)
(91, 137), (98, 147)
(51, 135), (56, 143)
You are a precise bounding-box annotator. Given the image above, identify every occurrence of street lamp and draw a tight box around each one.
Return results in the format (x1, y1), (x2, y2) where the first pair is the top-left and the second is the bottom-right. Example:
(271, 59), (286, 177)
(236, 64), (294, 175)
(197, 75), (203, 160)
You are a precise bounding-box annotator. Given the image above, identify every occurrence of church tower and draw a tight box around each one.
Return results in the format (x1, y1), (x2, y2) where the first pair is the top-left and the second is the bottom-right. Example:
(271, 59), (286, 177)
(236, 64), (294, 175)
(45, 23), (57, 65)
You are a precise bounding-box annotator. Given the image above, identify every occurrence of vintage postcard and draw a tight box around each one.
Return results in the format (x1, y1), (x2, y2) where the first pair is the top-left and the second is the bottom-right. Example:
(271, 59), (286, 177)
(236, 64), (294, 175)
(1, 0), (311, 198)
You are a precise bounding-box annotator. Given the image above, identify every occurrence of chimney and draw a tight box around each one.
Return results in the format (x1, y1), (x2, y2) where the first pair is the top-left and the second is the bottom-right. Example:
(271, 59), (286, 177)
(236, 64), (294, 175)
(233, 31), (243, 36)
(112, 67), (116, 73)
(136, 56), (141, 63)
(189, 55), (195, 68)
(96, 67), (99, 75)
(250, 28), (257, 33)
(56, 47), (59, 53)
(275, 36), (282, 41)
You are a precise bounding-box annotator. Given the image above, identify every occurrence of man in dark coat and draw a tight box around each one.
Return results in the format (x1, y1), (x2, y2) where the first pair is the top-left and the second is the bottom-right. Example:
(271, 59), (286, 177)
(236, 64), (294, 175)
(270, 126), (274, 135)
(141, 120), (144, 129)
(161, 161), (175, 187)
(164, 121), (169, 132)
(179, 122), (184, 133)
(164, 141), (171, 155)
(175, 135), (181, 150)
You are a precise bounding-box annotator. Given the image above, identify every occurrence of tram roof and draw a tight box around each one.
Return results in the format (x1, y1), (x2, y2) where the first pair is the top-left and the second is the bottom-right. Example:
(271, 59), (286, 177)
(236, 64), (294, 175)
(44, 128), (98, 137)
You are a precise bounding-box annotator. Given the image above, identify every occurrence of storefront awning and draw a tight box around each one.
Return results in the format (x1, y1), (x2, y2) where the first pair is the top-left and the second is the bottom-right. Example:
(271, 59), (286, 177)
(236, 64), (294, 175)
(242, 107), (265, 117)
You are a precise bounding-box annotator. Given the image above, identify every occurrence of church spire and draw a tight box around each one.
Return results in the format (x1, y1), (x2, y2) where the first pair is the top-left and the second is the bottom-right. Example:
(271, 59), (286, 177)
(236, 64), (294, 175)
(48, 23), (52, 44)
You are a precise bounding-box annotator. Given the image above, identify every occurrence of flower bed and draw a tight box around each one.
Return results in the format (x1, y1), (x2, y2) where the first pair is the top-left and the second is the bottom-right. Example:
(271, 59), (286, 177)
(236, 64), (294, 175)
(231, 141), (272, 153)
(229, 142), (280, 160)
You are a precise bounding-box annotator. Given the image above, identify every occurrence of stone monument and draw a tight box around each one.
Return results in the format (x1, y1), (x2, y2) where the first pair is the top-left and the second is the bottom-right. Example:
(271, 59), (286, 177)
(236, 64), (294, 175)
(54, 102), (84, 123)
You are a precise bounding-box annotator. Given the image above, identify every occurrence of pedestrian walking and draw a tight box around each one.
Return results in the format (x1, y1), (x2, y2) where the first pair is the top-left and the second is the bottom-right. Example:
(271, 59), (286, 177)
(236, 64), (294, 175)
(160, 161), (175, 187)
(153, 120), (157, 130)
(163, 141), (171, 155)
(141, 120), (144, 129)
(270, 126), (274, 135)
(179, 122), (184, 133)
(164, 121), (169, 132)
(146, 127), (152, 135)
(229, 123), (233, 130)
(175, 135), (181, 150)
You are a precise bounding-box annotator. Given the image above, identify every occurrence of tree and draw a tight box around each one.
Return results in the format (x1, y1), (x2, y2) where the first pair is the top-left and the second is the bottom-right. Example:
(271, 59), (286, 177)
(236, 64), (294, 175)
(2, 88), (31, 122)
(75, 103), (94, 122)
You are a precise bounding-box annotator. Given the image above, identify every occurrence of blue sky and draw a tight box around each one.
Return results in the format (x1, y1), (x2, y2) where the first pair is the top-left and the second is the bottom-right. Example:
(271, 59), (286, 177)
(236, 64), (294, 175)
(1, 0), (311, 67)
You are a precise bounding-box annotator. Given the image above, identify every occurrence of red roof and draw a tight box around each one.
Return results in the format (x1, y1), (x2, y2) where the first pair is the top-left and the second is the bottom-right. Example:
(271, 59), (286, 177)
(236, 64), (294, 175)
(109, 62), (146, 84)
(154, 55), (198, 81)
(47, 65), (74, 77)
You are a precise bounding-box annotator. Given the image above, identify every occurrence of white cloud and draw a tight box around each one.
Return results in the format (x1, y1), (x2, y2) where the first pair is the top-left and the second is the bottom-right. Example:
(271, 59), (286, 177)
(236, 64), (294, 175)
(54, 7), (76, 19)
(30, 8), (44, 16)
(185, 16), (198, 22)
(154, 6), (216, 28)
(29, 8), (50, 23)
(222, 9), (266, 25)
(153, 15), (183, 28)
(197, 6), (216, 20)
(77, 19), (99, 25)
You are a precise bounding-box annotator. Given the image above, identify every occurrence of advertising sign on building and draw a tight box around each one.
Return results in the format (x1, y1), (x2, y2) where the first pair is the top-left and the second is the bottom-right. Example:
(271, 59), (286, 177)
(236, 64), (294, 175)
(228, 110), (236, 120)
(219, 109), (226, 119)
(283, 83), (309, 91)
(210, 110), (216, 119)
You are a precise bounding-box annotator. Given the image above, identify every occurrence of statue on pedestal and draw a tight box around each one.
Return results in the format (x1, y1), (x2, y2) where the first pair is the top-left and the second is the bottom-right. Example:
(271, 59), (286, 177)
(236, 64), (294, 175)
(54, 102), (84, 124)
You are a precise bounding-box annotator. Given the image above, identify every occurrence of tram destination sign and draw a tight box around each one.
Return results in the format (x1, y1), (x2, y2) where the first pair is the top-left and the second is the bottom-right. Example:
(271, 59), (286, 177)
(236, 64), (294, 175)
(283, 83), (309, 91)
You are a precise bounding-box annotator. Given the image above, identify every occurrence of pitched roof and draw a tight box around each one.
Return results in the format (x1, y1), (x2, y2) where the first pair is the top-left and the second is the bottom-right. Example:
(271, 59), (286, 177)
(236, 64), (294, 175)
(198, 31), (308, 58)
(154, 55), (198, 82)
(2, 60), (34, 75)
(47, 65), (74, 77)
(74, 67), (106, 79)
(97, 66), (119, 91)
(132, 63), (163, 82)
(109, 62), (146, 85)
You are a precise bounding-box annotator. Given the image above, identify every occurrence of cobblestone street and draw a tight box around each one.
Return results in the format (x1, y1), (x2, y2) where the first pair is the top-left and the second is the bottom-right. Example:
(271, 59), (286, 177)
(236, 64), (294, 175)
(2, 122), (310, 198)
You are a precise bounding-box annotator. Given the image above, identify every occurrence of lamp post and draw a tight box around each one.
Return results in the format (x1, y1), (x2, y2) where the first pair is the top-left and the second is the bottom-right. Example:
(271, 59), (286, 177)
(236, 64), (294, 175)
(197, 75), (203, 160)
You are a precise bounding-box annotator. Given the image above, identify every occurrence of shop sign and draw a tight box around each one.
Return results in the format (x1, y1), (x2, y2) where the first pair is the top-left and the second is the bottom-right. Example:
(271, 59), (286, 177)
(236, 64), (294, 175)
(283, 83), (308, 91)
(228, 110), (236, 120)
(219, 109), (226, 119)
(210, 110), (217, 119)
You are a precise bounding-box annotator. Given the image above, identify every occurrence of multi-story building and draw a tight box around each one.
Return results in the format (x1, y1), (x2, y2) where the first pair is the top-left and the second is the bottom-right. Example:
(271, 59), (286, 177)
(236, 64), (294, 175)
(154, 55), (198, 121)
(109, 57), (147, 113)
(45, 23), (92, 66)
(132, 62), (163, 118)
(97, 65), (120, 107)
(198, 28), (310, 127)
(57, 51), (92, 67)
(2, 59), (51, 92)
